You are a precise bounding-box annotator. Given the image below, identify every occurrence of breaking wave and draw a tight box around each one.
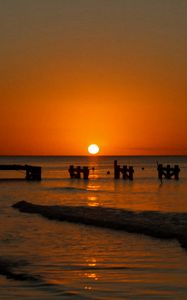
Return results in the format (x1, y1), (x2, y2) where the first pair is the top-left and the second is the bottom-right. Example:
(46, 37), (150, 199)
(13, 201), (187, 250)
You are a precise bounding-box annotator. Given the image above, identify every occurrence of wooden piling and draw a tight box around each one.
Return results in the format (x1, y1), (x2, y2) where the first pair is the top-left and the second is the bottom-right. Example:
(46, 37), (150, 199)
(114, 160), (120, 179)
(174, 165), (180, 180)
(157, 163), (180, 180)
(68, 165), (75, 178)
(114, 160), (134, 180)
(0, 164), (42, 181)
(157, 164), (163, 180)
(25, 166), (41, 181)
(77, 166), (81, 179)
(68, 165), (90, 179)
(83, 166), (89, 179)
(122, 166), (128, 180)
(129, 166), (134, 181)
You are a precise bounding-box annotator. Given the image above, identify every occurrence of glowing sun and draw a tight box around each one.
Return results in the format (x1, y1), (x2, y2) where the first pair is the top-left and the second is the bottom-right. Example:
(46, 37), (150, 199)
(88, 144), (100, 155)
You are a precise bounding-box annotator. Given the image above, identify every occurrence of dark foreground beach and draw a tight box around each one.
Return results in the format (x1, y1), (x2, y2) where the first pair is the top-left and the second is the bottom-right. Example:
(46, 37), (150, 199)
(13, 201), (187, 250)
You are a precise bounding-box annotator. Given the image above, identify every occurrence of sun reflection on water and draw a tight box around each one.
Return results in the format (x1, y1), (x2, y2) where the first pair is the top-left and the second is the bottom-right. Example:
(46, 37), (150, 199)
(87, 185), (100, 191)
(84, 272), (98, 280)
(87, 258), (97, 267)
(87, 196), (99, 207)
(82, 258), (99, 291)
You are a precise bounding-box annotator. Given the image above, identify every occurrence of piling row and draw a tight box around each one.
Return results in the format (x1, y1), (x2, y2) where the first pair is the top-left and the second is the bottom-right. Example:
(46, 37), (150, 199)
(157, 164), (180, 180)
(68, 165), (89, 179)
(0, 161), (181, 181)
(68, 161), (181, 180)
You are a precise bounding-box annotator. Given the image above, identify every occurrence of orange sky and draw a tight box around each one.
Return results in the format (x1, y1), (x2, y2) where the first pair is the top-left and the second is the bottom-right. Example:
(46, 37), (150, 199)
(0, 0), (187, 155)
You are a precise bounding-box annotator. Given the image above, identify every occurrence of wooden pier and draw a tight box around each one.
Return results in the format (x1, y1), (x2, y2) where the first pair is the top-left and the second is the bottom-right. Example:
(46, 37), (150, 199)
(114, 160), (134, 180)
(0, 165), (42, 181)
(157, 164), (180, 180)
(68, 165), (89, 179)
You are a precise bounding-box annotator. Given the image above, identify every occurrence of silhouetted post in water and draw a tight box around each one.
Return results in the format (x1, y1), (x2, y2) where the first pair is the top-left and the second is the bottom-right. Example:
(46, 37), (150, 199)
(68, 165), (75, 178)
(25, 166), (41, 181)
(68, 165), (90, 179)
(157, 164), (163, 181)
(114, 160), (120, 179)
(83, 166), (89, 179)
(128, 166), (134, 180)
(157, 163), (180, 180)
(114, 160), (134, 180)
(77, 166), (81, 179)
(122, 165), (128, 179)
(174, 165), (180, 180)
(122, 165), (134, 180)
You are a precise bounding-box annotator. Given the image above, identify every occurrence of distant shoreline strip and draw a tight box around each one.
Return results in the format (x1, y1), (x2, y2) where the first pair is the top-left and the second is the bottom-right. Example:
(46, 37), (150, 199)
(13, 201), (187, 250)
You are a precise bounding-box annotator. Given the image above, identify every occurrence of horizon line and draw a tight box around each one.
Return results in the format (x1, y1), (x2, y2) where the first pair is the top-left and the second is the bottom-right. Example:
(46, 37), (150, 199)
(0, 154), (187, 157)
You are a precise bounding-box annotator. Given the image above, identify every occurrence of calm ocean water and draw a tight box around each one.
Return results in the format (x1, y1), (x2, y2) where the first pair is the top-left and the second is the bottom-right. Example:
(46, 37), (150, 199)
(0, 156), (187, 299)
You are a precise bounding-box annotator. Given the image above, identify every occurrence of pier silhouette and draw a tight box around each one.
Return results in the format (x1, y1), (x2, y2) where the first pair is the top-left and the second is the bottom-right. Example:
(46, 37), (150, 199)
(0, 164), (41, 180)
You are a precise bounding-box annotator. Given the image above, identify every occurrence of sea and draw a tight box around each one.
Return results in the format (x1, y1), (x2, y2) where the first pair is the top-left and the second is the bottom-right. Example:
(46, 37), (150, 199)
(0, 155), (187, 300)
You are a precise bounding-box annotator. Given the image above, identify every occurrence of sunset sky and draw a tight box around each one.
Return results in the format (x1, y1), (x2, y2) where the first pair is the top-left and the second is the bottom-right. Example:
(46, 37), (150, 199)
(0, 0), (187, 155)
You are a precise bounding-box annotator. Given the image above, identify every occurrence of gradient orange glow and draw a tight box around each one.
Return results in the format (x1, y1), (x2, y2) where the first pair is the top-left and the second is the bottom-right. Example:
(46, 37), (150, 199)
(0, 1), (187, 155)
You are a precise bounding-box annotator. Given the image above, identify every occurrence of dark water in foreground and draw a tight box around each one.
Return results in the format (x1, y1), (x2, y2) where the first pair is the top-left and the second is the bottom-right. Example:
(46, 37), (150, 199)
(0, 156), (187, 299)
